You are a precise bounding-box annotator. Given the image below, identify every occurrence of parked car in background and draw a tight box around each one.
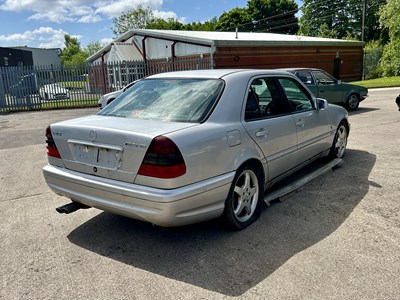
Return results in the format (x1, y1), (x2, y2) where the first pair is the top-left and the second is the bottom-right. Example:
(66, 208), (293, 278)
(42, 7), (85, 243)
(39, 84), (70, 100)
(283, 68), (368, 111)
(43, 69), (349, 230)
(9, 73), (38, 99)
(98, 80), (138, 109)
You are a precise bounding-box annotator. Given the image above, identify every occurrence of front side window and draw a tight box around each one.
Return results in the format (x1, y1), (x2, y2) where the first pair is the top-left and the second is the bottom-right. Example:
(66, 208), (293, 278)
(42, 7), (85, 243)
(98, 78), (223, 123)
(278, 78), (314, 113)
(245, 77), (291, 121)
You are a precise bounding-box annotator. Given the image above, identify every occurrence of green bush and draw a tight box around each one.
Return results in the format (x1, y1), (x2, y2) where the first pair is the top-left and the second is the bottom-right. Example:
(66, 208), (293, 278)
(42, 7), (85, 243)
(379, 38), (400, 77)
(364, 41), (383, 79)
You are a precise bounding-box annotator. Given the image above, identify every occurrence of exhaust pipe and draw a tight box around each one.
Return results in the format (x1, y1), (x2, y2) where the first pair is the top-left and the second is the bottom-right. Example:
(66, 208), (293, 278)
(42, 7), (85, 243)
(56, 202), (90, 214)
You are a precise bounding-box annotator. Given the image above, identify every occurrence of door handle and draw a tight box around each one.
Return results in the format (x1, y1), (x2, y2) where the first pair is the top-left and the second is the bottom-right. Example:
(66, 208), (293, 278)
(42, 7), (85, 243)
(255, 130), (269, 138)
(296, 120), (305, 128)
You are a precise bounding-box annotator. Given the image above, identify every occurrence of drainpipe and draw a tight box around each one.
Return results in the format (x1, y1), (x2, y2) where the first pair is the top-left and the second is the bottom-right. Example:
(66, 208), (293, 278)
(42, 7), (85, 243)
(141, 36), (148, 61)
(171, 41), (177, 71)
(141, 36), (148, 75)
(210, 42), (215, 69)
(101, 53), (107, 94)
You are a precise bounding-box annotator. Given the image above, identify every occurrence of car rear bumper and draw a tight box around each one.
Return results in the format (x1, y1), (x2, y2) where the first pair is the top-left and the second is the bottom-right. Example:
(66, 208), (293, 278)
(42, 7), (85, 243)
(43, 164), (234, 227)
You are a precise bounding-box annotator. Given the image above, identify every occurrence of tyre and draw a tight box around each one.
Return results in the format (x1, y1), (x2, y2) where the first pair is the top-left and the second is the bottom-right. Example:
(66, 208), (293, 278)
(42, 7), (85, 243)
(329, 122), (348, 159)
(346, 93), (360, 111)
(222, 163), (264, 230)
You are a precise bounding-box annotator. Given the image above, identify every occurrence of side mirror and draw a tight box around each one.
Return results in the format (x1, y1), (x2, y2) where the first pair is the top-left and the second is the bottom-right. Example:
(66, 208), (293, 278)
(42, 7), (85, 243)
(337, 80), (342, 85)
(317, 98), (328, 110)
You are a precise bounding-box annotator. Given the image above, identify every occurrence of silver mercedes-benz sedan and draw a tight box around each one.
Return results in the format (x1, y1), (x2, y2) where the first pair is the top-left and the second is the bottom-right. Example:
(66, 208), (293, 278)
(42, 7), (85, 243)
(43, 69), (349, 230)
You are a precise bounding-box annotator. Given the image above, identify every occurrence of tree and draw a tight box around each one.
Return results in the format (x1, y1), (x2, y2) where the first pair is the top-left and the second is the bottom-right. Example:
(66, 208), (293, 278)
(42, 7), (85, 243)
(246, 0), (299, 34)
(112, 6), (155, 35)
(84, 41), (104, 57)
(317, 23), (338, 38)
(299, 0), (386, 41)
(215, 8), (251, 31)
(147, 18), (184, 30)
(183, 17), (219, 31)
(379, 0), (400, 40)
(378, 0), (400, 76)
(351, 0), (385, 42)
(111, 6), (220, 33)
(60, 35), (88, 66)
(299, 0), (348, 38)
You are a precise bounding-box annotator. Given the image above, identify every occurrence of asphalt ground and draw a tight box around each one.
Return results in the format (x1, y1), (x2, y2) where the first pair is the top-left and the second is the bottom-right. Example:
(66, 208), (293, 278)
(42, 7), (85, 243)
(0, 88), (399, 300)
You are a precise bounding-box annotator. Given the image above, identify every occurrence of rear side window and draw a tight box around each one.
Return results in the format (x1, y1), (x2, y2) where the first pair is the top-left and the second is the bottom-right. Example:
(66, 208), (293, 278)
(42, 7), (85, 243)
(98, 79), (224, 123)
(295, 71), (314, 85)
(313, 70), (336, 85)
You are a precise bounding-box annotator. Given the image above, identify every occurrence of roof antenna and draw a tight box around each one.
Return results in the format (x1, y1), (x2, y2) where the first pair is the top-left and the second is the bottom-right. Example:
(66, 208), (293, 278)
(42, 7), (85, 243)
(236, 27), (238, 39)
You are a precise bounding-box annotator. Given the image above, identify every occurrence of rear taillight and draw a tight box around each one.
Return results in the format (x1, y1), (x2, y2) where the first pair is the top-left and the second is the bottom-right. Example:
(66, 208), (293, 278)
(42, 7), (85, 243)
(45, 126), (61, 158)
(138, 136), (186, 179)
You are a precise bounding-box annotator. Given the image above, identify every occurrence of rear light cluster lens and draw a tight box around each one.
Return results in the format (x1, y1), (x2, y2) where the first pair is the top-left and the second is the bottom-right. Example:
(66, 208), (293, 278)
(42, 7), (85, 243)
(138, 136), (186, 179)
(45, 126), (61, 158)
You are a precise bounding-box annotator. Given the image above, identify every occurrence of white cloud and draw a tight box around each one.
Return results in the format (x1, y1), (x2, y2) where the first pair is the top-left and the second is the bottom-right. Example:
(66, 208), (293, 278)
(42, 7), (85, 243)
(95, 0), (163, 18)
(1, 0), (169, 23)
(153, 10), (177, 20)
(100, 37), (114, 45)
(0, 27), (75, 49)
(78, 14), (102, 23)
(0, 0), (188, 48)
(28, 11), (76, 23)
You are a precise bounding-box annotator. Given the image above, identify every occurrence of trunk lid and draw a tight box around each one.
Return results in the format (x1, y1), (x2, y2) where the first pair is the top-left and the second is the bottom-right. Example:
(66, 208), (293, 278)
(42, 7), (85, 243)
(51, 115), (197, 183)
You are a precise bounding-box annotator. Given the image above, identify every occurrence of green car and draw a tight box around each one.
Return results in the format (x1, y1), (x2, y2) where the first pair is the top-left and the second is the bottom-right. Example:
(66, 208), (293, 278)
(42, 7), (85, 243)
(284, 68), (368, 111)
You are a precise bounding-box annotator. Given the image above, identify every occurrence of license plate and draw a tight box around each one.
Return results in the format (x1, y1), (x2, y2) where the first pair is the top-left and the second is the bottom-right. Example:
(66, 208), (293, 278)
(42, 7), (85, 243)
(71, 142), (122, 169)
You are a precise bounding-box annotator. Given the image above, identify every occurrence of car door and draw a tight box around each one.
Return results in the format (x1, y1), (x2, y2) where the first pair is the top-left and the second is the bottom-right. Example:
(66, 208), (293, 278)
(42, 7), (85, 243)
(241, 76), (298, 181)
(277, 77), (332, 165)
(311, 70), (343, 104)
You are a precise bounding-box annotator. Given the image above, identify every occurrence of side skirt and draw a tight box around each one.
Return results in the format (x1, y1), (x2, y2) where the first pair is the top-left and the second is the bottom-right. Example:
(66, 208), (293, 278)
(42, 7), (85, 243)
(264, 158), (343, 205)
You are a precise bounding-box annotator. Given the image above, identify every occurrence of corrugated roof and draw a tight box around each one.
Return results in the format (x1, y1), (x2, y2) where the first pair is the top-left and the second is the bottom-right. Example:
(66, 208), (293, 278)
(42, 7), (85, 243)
(107, 42), (142, 62)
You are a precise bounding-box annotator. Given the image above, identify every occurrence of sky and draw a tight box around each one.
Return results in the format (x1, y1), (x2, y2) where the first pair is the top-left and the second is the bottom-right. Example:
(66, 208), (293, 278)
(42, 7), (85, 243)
(0, 0), (258, 50)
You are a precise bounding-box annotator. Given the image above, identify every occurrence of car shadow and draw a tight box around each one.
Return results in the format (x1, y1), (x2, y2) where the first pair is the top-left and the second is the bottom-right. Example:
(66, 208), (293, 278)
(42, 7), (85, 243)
(349, 107), (379, 115)
(67, 149), (376, 296)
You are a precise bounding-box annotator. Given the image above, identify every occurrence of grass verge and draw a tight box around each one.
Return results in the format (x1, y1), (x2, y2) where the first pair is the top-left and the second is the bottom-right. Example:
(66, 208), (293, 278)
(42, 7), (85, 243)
(350, 76), (400, 88)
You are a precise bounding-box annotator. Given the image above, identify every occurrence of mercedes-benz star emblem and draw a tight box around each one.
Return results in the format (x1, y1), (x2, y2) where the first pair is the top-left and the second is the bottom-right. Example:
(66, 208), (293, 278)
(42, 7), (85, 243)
(89, 129), (97, 142)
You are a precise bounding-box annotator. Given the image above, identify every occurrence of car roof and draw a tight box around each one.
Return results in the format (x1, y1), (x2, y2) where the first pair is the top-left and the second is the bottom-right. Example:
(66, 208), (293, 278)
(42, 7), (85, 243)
(146, 69), (295, 80)
(279, 68), (323, 72)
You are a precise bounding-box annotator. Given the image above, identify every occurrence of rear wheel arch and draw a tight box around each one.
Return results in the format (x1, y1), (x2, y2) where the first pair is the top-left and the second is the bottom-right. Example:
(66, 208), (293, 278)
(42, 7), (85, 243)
(240, 159), (265, 183)
(232, 156), (267, 186)
(107, 98), (115, 105)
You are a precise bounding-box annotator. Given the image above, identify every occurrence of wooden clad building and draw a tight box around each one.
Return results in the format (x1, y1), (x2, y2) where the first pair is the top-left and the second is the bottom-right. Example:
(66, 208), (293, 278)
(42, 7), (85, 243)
(88, 30), (365, 82)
